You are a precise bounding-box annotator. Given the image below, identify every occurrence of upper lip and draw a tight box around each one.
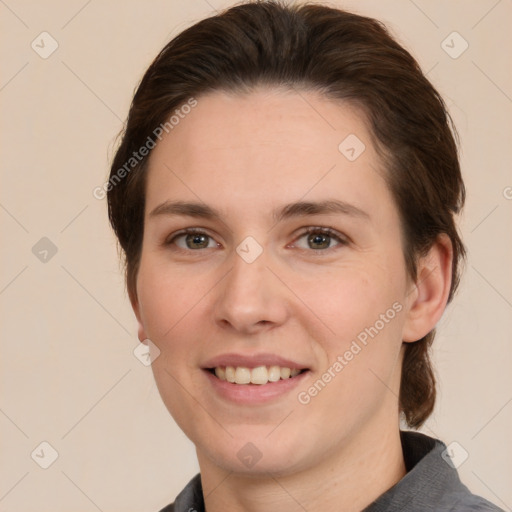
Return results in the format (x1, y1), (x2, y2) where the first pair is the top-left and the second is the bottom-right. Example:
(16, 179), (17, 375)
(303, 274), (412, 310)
(202, 352), (310, 370)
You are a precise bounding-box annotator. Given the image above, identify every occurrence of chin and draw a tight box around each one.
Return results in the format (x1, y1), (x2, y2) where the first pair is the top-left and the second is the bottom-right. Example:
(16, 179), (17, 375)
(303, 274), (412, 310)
(195, 428), (317, 477)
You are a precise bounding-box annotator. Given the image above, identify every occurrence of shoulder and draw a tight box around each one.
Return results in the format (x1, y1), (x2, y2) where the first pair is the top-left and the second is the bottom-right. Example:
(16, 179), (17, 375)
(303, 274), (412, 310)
(407, 431), (505, 512)
(438, 488), (505, 511)
(365, 431), (505, 512)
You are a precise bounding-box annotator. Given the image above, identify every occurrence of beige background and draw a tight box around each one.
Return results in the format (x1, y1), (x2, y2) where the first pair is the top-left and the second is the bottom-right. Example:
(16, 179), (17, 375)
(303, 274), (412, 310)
(1, 0), (511, 510)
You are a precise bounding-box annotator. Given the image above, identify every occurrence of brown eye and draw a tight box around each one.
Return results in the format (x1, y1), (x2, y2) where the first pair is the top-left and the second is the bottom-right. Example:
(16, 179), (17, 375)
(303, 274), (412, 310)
(307, 232), (332, 250)
(185, 233), (210, 249)
(170, 230), (218, 250)
(292, 228), (347, 251)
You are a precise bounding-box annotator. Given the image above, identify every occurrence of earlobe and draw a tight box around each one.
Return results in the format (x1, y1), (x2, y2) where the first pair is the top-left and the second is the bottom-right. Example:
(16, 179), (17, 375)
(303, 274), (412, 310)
(402, 234), (453, 343)
(129, 287), (148, 343)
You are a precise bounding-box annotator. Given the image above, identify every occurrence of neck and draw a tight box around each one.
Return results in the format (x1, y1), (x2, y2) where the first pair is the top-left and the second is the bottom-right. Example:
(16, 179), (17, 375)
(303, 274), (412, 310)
(198, 420), (406, 512)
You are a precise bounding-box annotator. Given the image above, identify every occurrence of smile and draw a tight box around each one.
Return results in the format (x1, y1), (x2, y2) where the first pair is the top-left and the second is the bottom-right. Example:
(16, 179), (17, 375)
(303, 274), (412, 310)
(210, 365), (305, 385)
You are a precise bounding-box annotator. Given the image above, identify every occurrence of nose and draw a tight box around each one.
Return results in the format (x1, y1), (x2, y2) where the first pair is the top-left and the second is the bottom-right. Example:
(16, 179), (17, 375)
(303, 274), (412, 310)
(213, 249), (289, 335)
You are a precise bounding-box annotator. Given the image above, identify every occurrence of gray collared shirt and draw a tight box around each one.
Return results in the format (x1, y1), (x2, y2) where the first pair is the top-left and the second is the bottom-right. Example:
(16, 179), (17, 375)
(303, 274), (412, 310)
(159, 431), (504, 511)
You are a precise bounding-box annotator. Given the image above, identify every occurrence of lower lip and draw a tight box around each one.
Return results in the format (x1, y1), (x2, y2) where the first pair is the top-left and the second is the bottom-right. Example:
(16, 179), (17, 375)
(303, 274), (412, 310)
(203, 369), (310, 404)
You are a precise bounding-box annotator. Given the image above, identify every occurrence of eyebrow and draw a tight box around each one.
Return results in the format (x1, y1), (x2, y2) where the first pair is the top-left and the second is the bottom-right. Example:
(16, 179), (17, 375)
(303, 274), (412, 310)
(149, 199), (370, 222)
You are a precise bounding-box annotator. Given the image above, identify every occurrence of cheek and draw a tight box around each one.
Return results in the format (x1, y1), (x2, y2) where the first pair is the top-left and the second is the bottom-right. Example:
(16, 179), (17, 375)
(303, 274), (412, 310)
(136, 262), (211, 430)
(296, 290), (404, 429)
(292, 262), (406, 390)
(293, 262), (404, 342)
(137, 257), (204, 341)
(135, 260), (207, 412)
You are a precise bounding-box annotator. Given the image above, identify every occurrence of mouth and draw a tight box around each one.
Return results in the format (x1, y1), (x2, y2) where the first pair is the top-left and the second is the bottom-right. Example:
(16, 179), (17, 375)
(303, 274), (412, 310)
(207, 365), (308, 385)
(201, 353), (311, 403)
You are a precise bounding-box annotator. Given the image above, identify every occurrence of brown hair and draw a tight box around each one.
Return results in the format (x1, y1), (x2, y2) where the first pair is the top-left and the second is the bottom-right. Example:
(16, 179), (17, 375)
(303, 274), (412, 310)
(107, 0), (465, 428)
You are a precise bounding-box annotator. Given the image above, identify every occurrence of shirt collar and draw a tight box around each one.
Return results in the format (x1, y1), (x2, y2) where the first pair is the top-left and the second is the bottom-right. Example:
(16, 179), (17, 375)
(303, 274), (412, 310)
(363, 431), (461, 511)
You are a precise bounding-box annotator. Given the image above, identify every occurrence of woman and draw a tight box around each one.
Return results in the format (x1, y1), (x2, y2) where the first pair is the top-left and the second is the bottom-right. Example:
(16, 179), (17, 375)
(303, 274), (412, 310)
(107, 2), (503, 510)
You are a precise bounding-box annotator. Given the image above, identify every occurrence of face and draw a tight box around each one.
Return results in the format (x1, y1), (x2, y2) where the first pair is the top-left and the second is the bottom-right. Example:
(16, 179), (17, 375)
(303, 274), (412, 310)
(134, 88), (417, 475)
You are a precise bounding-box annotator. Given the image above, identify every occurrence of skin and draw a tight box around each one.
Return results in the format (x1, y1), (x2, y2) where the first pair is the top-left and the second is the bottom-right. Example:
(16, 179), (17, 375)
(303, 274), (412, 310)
(132, 88), (453, 512)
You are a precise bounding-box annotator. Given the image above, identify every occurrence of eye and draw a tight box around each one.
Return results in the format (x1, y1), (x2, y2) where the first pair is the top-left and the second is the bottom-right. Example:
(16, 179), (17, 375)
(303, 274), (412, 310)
(291, 227), (347, 251)
(168, 229), (219, 250)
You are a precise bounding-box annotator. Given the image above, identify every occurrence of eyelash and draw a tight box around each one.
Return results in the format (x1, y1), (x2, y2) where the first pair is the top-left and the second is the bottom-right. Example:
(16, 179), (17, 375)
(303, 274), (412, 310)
(165, 226), (349, 253)
(296, 226), (348, 247)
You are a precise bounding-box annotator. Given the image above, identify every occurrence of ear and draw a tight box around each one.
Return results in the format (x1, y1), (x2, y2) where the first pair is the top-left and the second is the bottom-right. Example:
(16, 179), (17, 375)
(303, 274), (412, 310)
(402, 234), (453, 343)
(129, 286), (148, 344)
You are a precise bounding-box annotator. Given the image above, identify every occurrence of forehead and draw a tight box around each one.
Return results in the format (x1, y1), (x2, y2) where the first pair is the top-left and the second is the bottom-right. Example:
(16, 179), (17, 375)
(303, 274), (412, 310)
(144, 88), (394, 223)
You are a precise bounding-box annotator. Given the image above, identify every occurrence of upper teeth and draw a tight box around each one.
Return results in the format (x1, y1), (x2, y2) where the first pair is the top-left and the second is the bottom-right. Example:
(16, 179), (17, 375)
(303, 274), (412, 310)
(214, 366), (301, 385)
